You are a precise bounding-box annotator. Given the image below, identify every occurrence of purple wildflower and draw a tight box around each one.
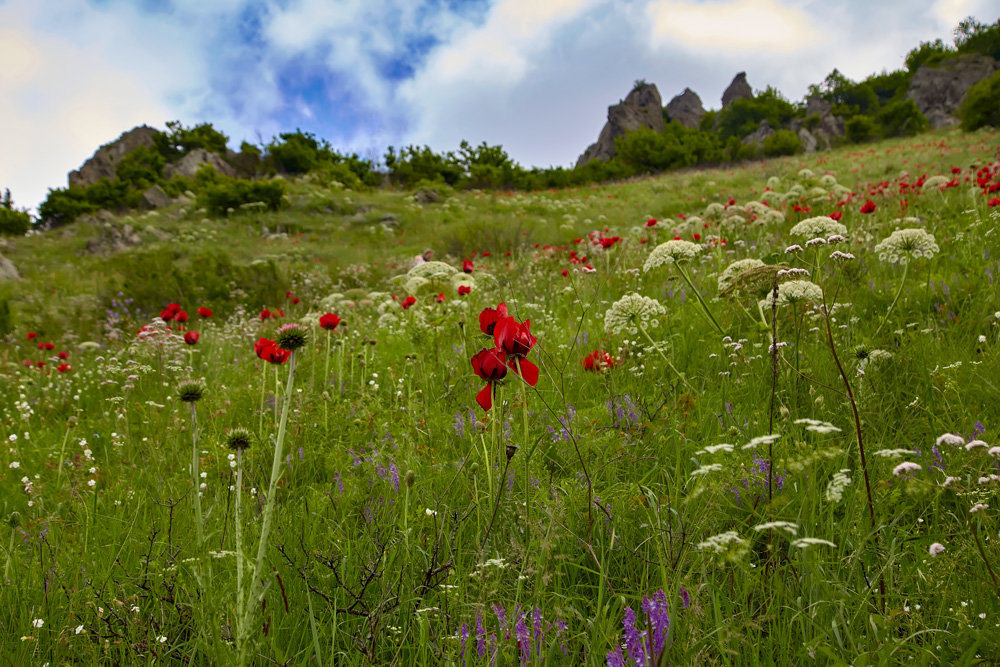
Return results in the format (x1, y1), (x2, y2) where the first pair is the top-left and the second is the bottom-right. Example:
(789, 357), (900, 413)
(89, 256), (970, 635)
(514, 609), (531, 665)
(459, 623), (469, 667)
(607, 645), (627, 667)
(679, 586), (690, 609)
(641, 590), (670, 658)
(622, 607), (647, 667)
(476, 613), (487, 659)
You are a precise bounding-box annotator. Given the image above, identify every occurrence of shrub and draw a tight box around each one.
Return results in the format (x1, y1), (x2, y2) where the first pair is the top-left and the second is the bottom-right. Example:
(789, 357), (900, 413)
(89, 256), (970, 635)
(385, 145), (463, 187)
(905, 39), (952, 72)
(198, 175), (286, 216)
(864, 69), (913, 104)
(38, 187), (98, 227)
(615, 124), (723, 173)
(0, 189), (31, 235)
(115, 146), (166, 190)
(845, 115), (879, 143)
(877, 99), (930, 137)
(954, 17), (1000, 60)
(762, 129), (803, 157)
(153, 121), (229, 160)
(267, 131), (326, 174)
(0, 298), (11, 337)
(960, 69), (1000, 131)
(716, 88), (798, 139)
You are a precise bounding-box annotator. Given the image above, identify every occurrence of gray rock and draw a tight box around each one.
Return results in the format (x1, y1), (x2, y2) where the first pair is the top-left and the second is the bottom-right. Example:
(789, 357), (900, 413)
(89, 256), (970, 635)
(141, 184), (171, 209)
(84, 223), (142, 255)
(797, 127), (818, 153)
(69, 125), (159, 188)
(722, 72), (753, 108)
(0, 253), (19, 281)
(664, 88), (706, 129)
(804, 96), (845, 140)
(576, 83), (665, 167)
(907, 54), (998, 128)
(742, 120), (774, 147)
(163, 148), (236, 180)
(413, 188), (443, 204)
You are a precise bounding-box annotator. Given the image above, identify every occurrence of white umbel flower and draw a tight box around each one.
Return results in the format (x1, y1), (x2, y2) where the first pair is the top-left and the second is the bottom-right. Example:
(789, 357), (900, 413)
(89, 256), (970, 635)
(874, 228), (939, 264)
(717, 258), (765, 293)
(790, 216), (848, 239)
(643, 239), (702, 271)
(758, 280), (823, 310)
(604, 293), (667, 335)
(696, 531), (745, 553)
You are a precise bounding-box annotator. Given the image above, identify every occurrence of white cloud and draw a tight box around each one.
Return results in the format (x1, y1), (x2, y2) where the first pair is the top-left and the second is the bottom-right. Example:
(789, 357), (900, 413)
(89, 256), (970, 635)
(646, 0), (823, 53)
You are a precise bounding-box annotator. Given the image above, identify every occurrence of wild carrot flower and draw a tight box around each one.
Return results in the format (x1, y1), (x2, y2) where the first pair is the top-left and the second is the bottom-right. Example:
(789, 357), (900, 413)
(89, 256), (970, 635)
(874, 229), (939, 263)
(717, 258), (765, 293)
(643, 239), (701, 271)
(604, 293), (666, 335)
(758, 280), (823, 310)
(790, 216), (848, 239)
(929, 542), (946, 556)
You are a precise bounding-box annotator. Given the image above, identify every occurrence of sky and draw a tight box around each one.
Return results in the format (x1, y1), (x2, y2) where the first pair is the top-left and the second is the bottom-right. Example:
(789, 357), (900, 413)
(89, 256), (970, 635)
(0, 0), (995, 211)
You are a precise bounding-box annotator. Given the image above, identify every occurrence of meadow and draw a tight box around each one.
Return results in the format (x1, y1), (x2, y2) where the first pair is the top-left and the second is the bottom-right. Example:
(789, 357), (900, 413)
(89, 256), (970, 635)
(2, 127), (1000, 664)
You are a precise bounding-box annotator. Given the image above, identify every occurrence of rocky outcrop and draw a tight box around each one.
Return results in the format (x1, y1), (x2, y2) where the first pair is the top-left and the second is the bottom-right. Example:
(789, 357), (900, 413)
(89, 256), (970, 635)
(163, 148), (236, 180)
(722, 72), (753, 108)
(664, 88), (706, 129)
(906, 54), (998, 128)
(84, 223), (142, 255)
(797, 128), (818, 153)
(0, 253), (19, 281)
(742, 120), (774, 147)
(69, 125), (159, 188)
(141, 185), (171, 209)
(790, 96), (845, 149)
(576, 84), (664, 167)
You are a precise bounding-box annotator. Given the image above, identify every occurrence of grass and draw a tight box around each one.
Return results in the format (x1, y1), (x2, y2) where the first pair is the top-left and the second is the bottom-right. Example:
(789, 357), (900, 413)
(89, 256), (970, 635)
(1, 127), (1000, 664)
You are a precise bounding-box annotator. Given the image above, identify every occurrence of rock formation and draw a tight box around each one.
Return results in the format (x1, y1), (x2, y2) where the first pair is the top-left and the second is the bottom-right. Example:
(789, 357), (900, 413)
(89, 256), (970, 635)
(741, 120), (774, 147)
(164, 147), (237, 180)
(664, 88), (706, 129)
(576, 83), (664, 167)
(0, 253), (19, 281)
(722, 72), (753, 108)
(69, 125), (159, 188)
(906, 54), (998, 128)
(140, 185), (171, 209)
(84, 223), (143, 255)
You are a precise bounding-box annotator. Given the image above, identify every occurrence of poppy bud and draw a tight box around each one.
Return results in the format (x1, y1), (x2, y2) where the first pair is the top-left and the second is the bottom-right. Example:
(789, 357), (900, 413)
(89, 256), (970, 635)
(275, 324), (307, 351)
(177, 380), (205, 403)
(225, 427), (253, 451)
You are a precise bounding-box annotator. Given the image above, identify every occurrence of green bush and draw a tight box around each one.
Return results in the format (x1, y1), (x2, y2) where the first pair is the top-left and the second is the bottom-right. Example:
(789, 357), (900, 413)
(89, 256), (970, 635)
(905, 39), (952, 72)
(877, 99), (930, 137)
(39, 187), (98, 227)
(198, 175), (286, 216)
(615, 123), (723, 173)
(723, 136), (758, 162)
(104, 248), (285, 317)
(954, 17), (1000, 60)
(716, 88), (798, 140)
(385, 145), (464, 187)
(0, 189), (31, 235)
(864, 69), (912, 104)
(960, 69), (1000, 131)
(115, 146), (165, 189)
(153, 121), (229, 160)
(845, 115), (879, 143)
(762, 129), (803, 157)
(0, 298), (11, 337)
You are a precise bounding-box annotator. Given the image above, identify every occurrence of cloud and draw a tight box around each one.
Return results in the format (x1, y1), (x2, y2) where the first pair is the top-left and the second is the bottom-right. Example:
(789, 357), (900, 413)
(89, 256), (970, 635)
(645, 0), (823, 53)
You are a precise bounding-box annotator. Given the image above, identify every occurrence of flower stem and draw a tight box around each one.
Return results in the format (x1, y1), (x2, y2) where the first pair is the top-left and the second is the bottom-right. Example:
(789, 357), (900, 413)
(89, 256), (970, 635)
(234, 448), (245, 662)
(242, 351), (297, 640)
(190, 402), (204, 546)
(873, 260), (909, 339)
(638, 324), (694, 391)
(676, 263), (725, 336)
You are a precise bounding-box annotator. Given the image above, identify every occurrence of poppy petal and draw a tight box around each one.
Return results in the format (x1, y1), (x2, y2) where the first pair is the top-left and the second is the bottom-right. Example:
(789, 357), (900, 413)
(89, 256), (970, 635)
(476, 384), (493, 412)
(517, 359), (539, 387)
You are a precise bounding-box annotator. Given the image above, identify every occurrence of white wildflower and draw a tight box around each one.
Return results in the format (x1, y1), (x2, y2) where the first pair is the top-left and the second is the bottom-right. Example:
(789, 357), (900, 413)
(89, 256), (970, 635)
(790, 538), (837, 549)
(604, 293), (667, 335)
(893, 461), (922, 477)
(696, 443), (735, 455)
(790, 216), (848, 239)
(970, 503), (989, 514)
(874, 228), (939, 263)
(32, 619), (44, 629)
(717, 258), (764, 293)
(696, 531), (745, 553)
(753, 521), (799, 535)
(929, 542), (946, 556)
(936, 433), (964, 447)
(825, 469), (852, 503)
(759, 280), (823, 310)
(743, 433), (781, 449)
(643, 240), (702, 271)
(965, 440), (989, 450)
(690, 463), (724, 477)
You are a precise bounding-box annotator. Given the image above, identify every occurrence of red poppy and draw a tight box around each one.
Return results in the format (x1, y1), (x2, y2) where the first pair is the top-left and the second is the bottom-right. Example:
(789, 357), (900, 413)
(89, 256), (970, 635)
(198, 307), (213, 318)
(275, 308), (285, 318)
(184, 331), (200, 345)
(401, 295), (416, 310)
(160, 309), (175, 321)
(471, 347), (508, 411)
(581, 349), (616, 371)
(39, 342), (55, 351)
(436, 293), (446, 303)
(493, 317), (539, 386)
(254, 337), (275, 359)
(581, 265), (596, 273)
(58, 351), (69, 359)
(646, 219), (657, 227)
(22, 359), (32, 367)
(463, 260), (474, 274)
(561, 269), (569, 277)
(988, 197), (1000, 207)
(479, 303), (508, 336)
(36, 361), (46, 368)
(457, 285), (471, 296)
(57, 363), (72, 373)
(829, 211), (843, 221)
(260, 308), (273, 321)
(319, 313), (342, 330)
(26, 332), (37, 340)
(291, 297), (300, 305)
(254, 337), (290, 364)
(174, 311), (189, 323)
(860, 199), (876, 214)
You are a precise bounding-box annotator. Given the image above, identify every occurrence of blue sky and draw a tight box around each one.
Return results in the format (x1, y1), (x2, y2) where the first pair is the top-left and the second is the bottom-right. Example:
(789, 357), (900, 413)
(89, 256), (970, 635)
(1, 0), (996, 209)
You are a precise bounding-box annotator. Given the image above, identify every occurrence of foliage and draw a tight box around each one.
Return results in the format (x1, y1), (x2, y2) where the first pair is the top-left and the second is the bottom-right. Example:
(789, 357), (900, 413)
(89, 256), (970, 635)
(0, 189), (31, 235)
(716, 87), (798, 139)
(845, 115), (879, 143)
(115, 146), (166, 190)
(385, 145), (464, 187)
(615, 123), (723, 172)
(953, 16), (1000, 60)
(961, 69), (1000, 131)
(877, 98), (930, 137)
(905, 39), (953, 72)
(0, 297), (11, 336)
(38, 186), (99, 226)
(762, 129), (803, 157)
(864, 69), (912, 104)
(197, 171), (287, 216)
(153, 120), (229, 160)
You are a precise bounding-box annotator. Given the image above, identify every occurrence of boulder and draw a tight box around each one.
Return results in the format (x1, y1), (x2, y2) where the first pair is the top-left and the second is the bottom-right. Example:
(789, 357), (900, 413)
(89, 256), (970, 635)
(906, 54), (998, 128)
(797, 127), (818, 153)
(0, 253), (19, 281)
(742, 120), (774, 147)
(413, 188), (443, 204)
(576, 83), (664, 167)
(141, 184), (171, 209)
(163, 148), (236, 179)
(664, 88), (706, 129)
(722, 72), (753, 108)
(84, 223), (142, 255)
(69, 125), (159, 188)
